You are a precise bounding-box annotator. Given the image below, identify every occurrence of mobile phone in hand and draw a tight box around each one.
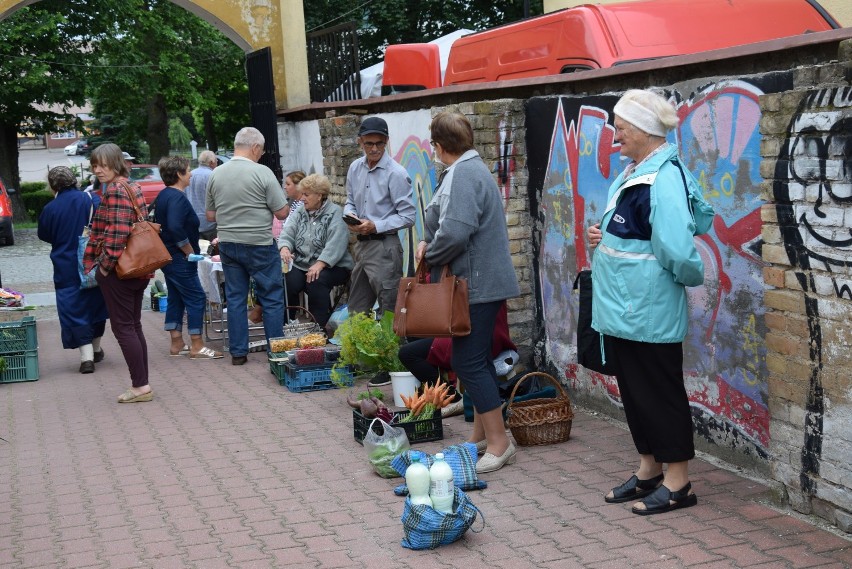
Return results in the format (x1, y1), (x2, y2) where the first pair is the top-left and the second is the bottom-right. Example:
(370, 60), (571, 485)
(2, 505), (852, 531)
(343, 214), (361, 226)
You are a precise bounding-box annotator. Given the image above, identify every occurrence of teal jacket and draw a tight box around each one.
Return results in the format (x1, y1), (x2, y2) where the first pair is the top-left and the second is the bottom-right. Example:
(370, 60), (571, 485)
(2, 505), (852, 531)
(591, 144), (705, 344)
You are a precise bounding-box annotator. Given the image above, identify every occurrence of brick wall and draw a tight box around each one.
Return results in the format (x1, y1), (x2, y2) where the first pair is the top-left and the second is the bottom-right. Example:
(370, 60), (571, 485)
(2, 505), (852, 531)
(760, 44), (852, 531)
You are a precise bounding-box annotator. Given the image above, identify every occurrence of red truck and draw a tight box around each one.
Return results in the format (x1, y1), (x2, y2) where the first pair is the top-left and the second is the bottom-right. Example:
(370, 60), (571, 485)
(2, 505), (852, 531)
(382, 0), (839, 94)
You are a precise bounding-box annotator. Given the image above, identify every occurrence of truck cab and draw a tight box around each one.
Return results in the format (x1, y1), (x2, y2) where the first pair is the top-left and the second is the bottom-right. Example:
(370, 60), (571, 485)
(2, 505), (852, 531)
(382, 0), (839, 92)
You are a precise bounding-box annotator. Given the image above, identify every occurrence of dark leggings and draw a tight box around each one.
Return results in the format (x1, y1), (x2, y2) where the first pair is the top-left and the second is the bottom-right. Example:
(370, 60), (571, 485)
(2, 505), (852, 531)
(96, 269), (150, 388)
(284, 265), (350, 327)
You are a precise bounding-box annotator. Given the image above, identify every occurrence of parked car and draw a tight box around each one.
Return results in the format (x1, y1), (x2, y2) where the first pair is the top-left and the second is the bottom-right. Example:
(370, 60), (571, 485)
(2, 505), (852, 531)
(128, 165), (165, 205)
(215, 154), (231, 167)
(89, 164), (164, 206)
(0, 177), (15, 246)
(76, 139), (91, 156)
(62, 139), (91, 156)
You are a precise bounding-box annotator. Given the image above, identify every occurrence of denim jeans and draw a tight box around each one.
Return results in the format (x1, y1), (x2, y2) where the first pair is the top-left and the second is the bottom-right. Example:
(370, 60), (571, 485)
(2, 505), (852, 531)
(218, 242), (284, 356)
(162, 253), (206, 335)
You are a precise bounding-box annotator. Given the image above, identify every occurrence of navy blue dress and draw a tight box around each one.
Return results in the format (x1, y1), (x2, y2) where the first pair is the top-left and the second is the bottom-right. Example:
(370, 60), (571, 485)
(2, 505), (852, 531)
(38, 187), (109, 349)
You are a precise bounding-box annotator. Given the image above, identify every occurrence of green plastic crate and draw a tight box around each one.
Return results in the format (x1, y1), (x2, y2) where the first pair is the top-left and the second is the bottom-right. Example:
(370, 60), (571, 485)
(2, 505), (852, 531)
(0, 350), (39, 383)
(0, 316), (37, 354)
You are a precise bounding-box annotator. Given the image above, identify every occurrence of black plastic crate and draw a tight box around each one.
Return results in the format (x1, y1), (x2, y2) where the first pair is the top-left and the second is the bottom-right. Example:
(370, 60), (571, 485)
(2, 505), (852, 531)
(353, 408), (443, 446)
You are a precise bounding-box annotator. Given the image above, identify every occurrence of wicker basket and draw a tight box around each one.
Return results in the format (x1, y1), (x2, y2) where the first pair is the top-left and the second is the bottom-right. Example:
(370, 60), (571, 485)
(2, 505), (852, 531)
(505, 372), (573, 446)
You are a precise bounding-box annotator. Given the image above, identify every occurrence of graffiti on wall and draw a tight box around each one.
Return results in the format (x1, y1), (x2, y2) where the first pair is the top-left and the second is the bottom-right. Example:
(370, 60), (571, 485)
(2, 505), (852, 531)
(528, 77), (793, 456)
(393, 134), (438, 275)
(773, 86), (852, 495)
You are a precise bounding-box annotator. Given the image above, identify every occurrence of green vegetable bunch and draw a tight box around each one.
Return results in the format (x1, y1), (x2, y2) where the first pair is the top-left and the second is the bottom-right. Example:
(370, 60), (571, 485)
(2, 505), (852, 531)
(331, 311), (405, 385)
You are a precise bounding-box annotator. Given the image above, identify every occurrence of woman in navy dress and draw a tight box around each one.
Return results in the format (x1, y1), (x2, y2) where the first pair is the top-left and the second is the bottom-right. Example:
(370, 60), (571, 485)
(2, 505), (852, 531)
(154, 155), (223, 359)
(38, 166), (109, 374)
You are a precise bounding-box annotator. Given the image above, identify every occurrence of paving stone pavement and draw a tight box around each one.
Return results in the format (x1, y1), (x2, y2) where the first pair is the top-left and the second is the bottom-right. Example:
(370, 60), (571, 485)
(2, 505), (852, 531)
(1, 314), (850, 569)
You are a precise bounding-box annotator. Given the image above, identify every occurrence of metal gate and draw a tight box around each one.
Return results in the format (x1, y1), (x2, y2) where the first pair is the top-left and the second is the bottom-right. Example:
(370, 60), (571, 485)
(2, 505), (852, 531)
(307, 22), (361, 102)
(245, 47), (283, 181)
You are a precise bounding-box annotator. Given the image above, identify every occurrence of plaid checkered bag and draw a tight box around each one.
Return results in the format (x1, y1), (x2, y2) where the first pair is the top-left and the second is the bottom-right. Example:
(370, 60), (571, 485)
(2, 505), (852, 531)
(400, 487), (483, 550)
(391, 443), (486, 495)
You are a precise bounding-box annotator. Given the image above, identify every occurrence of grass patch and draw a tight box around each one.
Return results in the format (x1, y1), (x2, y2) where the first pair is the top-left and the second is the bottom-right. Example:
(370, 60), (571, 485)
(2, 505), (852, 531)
(13, 222), (37, 230)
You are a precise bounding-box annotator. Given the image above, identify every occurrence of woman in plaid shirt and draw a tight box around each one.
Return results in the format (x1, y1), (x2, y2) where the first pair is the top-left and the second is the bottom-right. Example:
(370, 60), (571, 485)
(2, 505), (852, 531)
(84, 143), (154, 403)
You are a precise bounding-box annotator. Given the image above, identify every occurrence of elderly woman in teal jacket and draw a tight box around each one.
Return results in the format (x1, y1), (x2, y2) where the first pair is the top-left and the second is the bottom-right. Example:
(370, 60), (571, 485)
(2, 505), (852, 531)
(587, 89), (713, 515)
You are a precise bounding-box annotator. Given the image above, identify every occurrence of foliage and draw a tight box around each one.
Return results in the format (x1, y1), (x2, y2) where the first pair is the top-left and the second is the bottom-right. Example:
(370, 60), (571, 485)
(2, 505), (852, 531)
(168, 118), (193, 152)
(0, 0), (96, 220)
(331, 311), (405, 384)
(0, 0), (249, 221)
(19, 182), (47, 194)
(21, 190), (55, 221)
(304, 0), (544, 67)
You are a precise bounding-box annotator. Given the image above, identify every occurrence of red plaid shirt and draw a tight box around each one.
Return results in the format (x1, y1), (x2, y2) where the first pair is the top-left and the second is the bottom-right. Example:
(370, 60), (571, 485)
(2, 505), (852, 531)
(83, 178), (151, 276)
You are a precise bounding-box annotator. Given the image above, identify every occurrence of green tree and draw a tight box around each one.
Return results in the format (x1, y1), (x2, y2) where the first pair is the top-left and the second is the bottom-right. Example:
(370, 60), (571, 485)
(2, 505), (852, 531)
(168, 118), (193, 152)
(0, 1), (93, 221)
(0, 0), (249, 219)
(88, 0), (248, 163)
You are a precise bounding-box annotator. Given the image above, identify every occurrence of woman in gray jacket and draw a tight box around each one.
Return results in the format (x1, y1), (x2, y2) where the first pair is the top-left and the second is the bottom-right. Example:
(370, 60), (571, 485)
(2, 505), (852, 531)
(278, 174), (353, 327)
(418, 111), (521, 473)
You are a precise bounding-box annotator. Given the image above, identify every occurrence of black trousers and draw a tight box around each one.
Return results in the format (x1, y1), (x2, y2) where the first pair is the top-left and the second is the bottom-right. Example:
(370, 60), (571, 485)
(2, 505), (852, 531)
(608, 337), (695, 463)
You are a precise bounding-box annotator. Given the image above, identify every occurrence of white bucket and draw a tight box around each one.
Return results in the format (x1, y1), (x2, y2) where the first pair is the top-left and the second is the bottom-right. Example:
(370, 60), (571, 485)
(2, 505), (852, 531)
(390, 371), (420, 407)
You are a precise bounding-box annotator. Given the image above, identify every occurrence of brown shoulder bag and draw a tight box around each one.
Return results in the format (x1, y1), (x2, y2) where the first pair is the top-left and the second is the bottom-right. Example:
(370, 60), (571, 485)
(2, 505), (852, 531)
(115, 182), (172, 279)
(393, 263), (471, 338)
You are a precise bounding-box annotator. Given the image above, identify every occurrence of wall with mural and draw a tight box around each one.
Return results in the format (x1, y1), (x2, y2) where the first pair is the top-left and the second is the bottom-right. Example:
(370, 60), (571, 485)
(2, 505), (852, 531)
(764, 82), (852, 527)
(526, 73), (794, 463)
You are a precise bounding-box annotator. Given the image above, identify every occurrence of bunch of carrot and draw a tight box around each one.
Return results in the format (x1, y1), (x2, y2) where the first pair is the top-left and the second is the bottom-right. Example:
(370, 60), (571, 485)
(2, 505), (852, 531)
(399, 382), (454, 422)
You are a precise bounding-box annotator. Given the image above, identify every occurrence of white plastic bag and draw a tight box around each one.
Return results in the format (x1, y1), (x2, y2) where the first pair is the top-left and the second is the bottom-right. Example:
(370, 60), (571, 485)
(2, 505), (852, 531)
(363, 418), (410, 478)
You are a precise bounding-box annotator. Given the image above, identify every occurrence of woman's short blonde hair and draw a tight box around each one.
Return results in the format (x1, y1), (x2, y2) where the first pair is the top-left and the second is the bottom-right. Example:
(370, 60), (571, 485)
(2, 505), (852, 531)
(90, 143), (129, 178)
(298, 173), (331, 198)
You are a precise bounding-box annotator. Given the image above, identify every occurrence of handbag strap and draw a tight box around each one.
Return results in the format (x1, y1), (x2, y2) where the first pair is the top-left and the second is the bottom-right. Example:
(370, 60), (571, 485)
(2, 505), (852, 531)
(117, 180), (146, 222)
(85, 191), (95, 227)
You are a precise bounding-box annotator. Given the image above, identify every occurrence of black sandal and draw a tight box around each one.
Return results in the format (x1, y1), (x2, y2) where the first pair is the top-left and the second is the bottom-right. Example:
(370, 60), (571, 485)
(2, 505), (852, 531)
(632, 481), (698, 515)
(604, 473), (664, 503)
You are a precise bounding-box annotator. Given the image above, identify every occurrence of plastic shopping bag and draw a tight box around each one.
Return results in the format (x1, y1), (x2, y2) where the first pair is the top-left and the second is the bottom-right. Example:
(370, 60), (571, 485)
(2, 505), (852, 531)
(363, 418), (410, 478)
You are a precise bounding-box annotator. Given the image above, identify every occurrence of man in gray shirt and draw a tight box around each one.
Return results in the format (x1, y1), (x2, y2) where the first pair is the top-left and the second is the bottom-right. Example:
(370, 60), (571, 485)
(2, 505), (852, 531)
(344, 116), (415, 386)
(187, 150), (217, 241)
(206, 127), (288, 365)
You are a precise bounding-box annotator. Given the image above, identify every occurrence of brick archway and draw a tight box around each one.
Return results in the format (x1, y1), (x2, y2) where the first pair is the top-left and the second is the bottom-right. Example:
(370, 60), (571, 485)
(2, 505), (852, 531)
(0, 0), (308, 109)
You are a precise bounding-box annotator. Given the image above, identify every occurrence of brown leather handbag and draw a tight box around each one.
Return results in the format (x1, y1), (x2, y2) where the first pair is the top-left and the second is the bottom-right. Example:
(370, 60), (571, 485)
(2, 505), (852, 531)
(115, 182), (172, 279)
(393, 263), (471, 338)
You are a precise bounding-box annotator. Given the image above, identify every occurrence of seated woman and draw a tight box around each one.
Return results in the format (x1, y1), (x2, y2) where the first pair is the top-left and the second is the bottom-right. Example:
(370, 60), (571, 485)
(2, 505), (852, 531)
(399, 301), (516, 420)
(277, 174), (353, 327)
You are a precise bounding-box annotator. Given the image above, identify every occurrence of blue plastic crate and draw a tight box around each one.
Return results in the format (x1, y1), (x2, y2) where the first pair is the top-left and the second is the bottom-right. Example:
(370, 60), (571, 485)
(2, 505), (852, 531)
(0, 350), (39, 383)
(0, 316), (37, 354)
(269, 358), (354, 393)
